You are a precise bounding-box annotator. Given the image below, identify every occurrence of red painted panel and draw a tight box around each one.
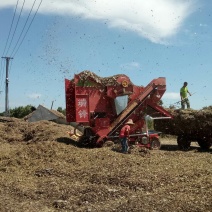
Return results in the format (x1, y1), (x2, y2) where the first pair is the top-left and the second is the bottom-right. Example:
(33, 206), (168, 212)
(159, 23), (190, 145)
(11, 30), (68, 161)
(75, 95), (89, 122)
(95, 118), (110, 129)
(65, 79), (76, 122)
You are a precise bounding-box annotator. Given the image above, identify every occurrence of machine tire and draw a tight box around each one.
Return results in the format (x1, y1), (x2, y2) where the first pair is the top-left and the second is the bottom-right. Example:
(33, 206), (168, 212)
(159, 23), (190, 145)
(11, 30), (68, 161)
(78, 127), (97, 148)
(177, 134), (191, 150)
(150, 137), (161, 150)
(74, 124), (84, 137)
(197, 137), (212, 150)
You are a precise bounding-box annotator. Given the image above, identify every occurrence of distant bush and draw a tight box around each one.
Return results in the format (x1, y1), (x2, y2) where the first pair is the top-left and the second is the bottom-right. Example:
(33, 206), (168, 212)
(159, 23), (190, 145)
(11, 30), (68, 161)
(10, 105), (36, 118)
(57, 107), (66, 115)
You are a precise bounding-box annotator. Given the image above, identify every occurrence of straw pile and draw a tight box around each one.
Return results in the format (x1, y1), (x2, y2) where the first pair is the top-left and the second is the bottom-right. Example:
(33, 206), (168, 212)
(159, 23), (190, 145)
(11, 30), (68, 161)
(0, 117), (211, 211)
(154, 106), (212, 137)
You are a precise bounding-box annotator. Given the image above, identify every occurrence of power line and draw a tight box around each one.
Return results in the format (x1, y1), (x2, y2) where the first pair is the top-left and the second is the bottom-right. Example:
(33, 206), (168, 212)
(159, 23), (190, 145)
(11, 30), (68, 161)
(1, 0), (43, 113)
(5, 0), (26, 56)
(2, 0), (19, 57)
(10, 0), (38, 57)
(12, 0), (43, 57)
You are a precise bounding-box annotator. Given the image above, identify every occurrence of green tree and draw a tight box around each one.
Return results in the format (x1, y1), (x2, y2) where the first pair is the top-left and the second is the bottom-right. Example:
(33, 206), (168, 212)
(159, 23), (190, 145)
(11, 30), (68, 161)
(57, 107), (66, 115)
(57, 107), (63, 113)
(10, 105), (36, 118)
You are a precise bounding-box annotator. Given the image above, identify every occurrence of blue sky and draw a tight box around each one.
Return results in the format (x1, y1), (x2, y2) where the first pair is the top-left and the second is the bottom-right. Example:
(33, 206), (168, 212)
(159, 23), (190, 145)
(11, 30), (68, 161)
(0, 0), (211, 112)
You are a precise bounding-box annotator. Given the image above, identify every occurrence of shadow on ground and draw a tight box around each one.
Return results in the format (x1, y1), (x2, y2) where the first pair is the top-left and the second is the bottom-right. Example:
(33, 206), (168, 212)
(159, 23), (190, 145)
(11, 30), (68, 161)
(56, 137), (95, 149)
(161, 144), (212, 153)
(57, 137), (79, 146)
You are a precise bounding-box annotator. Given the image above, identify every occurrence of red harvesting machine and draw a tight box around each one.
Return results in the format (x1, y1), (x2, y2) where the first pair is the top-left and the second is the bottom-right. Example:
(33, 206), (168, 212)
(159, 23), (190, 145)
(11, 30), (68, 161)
(65, 71), (172, 149)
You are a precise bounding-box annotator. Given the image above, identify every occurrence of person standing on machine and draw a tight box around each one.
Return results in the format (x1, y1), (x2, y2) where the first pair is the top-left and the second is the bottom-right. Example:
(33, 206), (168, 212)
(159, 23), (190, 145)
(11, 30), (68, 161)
(180, 82), (192, 109)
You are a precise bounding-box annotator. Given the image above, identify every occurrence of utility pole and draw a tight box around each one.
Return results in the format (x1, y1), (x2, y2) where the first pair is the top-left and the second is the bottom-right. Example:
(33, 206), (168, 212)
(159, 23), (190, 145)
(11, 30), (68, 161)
(1, 56), (13, 116)
(51, 100), (54, 110)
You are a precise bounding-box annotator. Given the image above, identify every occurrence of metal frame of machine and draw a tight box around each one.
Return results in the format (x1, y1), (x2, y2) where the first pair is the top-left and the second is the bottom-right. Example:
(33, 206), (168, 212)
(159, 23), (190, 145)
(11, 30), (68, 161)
(65, 71), (173, 148)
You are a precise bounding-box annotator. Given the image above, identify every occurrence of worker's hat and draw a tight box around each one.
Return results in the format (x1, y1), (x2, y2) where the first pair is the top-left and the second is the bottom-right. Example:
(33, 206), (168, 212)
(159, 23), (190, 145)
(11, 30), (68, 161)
(125, 119), (134, 125)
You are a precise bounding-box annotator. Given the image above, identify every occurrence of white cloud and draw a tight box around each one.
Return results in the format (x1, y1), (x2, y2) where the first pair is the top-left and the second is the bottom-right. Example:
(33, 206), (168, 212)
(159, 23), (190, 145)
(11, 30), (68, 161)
(0, 0), (198, 44)
(199, 23), (207, 27)
(120, 62), (140, 70)
(162, 92), (179, 100)
(27, 93), (41, 99)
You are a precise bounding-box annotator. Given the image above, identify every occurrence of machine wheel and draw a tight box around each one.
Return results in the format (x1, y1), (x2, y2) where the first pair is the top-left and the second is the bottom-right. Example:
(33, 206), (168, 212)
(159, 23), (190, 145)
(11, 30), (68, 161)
(74, 124), (84, 137)
(177, 134), (191, 150)
(78, 127), (97, 147)
(150, 137), (161, 150)
(197, 137), (212, 150)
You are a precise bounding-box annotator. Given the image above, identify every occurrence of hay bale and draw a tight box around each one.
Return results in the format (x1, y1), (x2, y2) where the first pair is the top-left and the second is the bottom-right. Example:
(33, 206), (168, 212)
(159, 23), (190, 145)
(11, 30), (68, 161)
(154, 106), (212, 137)
(76, 70), (134, 86)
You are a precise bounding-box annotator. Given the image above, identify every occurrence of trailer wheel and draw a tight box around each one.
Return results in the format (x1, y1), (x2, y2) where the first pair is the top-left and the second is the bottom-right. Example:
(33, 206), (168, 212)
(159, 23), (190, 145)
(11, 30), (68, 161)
(197, 137), (212, 150)
(150, 138), (161, 150)
(177, 135), (191, 150)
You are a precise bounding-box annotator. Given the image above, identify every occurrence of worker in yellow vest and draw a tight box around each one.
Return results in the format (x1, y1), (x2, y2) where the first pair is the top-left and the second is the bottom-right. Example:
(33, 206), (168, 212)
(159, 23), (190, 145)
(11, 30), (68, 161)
(180, 82), (192, 109)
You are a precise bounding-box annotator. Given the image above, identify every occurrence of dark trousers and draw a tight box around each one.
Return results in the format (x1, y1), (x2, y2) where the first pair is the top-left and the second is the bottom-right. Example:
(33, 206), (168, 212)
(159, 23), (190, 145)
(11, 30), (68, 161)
(120, 137), (128, 153)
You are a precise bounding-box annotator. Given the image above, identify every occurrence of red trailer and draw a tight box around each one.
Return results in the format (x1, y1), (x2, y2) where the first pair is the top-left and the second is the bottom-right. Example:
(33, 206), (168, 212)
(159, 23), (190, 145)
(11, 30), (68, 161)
(65, 71), (172, 149)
